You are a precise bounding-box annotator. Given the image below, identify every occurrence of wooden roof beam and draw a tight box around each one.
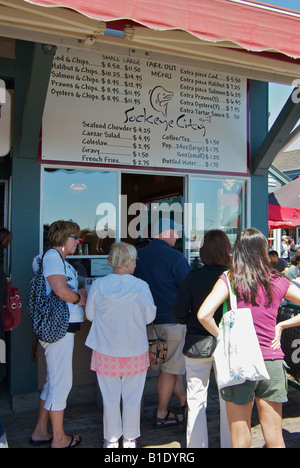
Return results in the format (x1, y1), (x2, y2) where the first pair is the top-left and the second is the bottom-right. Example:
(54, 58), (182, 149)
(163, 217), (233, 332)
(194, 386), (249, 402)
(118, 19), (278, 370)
(251, 88), (300, 176)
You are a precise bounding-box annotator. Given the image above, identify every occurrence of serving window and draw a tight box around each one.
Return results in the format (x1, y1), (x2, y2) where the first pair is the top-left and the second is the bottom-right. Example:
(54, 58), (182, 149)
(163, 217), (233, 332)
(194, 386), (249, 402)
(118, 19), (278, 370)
(42, 168), (249, 276)
(187, 177), (248, 264)
(42, 168), (118, 278)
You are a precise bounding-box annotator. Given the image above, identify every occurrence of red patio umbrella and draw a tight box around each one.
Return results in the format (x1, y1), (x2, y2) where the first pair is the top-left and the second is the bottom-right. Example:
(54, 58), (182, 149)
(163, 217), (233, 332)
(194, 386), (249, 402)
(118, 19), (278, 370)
(269, 178), (300, 229)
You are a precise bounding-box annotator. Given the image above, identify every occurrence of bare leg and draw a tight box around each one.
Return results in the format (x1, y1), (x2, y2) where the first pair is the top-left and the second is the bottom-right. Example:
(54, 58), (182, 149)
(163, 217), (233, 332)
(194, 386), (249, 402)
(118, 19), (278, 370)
(255, 398), (285, 448)
(156, 371), (185, 425)
(225, 400), (253, 448)
(31, 401), (80, 448)
(50, 409), (81, 448)
(156, 370), (176, 419)
(174, 375), (187, 407)
(30, 400), (52, 442)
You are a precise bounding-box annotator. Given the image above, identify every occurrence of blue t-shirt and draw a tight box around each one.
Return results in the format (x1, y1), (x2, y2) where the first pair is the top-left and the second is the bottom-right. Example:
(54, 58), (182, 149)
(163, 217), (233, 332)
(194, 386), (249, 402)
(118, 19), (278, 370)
(134, 239), (190, 324)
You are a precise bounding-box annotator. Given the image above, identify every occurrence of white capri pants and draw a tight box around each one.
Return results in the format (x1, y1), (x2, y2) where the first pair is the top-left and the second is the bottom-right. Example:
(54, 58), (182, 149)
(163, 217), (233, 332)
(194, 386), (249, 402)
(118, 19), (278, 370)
(40, 332), (75, 412)
(97, 371), (147, 442)
(185, 356), (232, 448)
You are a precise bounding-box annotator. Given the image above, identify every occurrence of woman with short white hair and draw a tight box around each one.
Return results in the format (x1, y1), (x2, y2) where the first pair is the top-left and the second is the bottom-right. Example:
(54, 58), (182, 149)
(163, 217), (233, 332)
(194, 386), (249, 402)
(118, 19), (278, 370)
(85, 242), (156, 448)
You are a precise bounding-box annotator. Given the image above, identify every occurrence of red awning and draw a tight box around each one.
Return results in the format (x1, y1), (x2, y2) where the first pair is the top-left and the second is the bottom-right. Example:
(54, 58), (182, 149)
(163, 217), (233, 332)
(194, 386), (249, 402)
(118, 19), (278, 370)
(25, 0), (300, 58)
(269, 178), (300, 229)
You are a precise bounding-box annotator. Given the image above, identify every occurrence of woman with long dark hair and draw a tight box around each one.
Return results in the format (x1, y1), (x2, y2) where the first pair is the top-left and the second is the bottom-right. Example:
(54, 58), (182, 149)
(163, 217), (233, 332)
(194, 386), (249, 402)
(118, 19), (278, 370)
(174, 230), (232, 448)
(198, 228), (300, 448)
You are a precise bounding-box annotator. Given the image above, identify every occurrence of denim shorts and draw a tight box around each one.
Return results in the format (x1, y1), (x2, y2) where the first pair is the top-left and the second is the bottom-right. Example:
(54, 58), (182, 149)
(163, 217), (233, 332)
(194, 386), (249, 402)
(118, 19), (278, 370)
(220, 360), (288, 405)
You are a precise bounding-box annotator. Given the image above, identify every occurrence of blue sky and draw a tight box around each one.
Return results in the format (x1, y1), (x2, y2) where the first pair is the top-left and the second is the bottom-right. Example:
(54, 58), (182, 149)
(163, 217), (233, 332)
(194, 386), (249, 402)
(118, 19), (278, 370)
(252, 1), (300, 150)
(269, 83), (300, 150)
(263, 1), (300, 12)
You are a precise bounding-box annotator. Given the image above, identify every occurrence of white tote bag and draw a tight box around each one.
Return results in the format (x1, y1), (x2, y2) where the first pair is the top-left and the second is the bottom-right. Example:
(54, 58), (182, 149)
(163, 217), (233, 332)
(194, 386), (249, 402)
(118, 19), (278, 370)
(214, 272), (270, 390)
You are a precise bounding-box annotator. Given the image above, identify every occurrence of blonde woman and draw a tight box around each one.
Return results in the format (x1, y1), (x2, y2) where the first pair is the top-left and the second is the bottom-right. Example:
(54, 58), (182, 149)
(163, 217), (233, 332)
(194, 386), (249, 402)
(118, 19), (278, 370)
(85, 242), (156, 448)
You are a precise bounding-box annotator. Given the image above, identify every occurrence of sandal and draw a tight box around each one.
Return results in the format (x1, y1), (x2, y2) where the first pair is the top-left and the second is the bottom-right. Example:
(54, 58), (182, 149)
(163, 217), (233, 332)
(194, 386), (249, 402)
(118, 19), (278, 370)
(29, 437), (53, 446)
(65, 434), (81, 448)
(50, 434), (82, 448)
(154, 410), (183, 429)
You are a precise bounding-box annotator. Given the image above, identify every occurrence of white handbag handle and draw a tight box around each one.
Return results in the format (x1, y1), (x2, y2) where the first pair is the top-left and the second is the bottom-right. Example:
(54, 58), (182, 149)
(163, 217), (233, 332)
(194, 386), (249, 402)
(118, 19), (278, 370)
(224, 271), (237, 309)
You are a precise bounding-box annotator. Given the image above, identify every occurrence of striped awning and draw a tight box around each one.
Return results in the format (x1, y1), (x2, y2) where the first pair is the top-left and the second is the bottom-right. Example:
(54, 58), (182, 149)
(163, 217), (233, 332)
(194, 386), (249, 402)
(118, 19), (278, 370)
(24, 0), (300, 58)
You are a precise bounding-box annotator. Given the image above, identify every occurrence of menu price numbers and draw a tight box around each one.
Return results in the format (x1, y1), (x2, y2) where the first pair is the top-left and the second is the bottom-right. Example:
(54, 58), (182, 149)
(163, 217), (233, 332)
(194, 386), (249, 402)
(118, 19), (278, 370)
(225, 77), (241, 93)
(124, 97), (141, 105)
(132, 157), (150, 167)
(132, 160), (150, 167)
(100, 95), (120, 103)
(132, 151), (149, 159)
(133, 142), (150, 150)
(229, 92), (242, 99)
(124, 89), (141, 96)
(132, 127), (151, 135)
(101, 69), (121, 78)
(132, 148), (150, 166)
(229, 84), (241, 92)
(100, 61), (121, 70)
(100, 86), (119, 94)
(226, 98), (241, 106)
(205, 139), (220, 152)
(132, 134), (150, 142)
(225, 105), (240, 113)
(205, 161), (219, 169)
(226, 76), (241, 84)
(124, 73), (142, 81)
(205, 138), (219, 145)
(124, 64), (142, 72)
(101, 78), (120, 86)
(124, 89), (141, 104)
(124, 81), (142, 89)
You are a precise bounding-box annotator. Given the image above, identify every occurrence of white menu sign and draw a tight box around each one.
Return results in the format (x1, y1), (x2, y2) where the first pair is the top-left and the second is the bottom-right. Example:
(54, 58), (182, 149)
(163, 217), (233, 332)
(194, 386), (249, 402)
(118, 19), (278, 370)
(41, 46), (248, 175)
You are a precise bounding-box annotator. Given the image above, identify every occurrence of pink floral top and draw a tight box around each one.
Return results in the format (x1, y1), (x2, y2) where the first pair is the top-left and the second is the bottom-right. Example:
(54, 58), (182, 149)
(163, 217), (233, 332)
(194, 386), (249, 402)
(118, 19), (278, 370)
(90, 350), (150, 377)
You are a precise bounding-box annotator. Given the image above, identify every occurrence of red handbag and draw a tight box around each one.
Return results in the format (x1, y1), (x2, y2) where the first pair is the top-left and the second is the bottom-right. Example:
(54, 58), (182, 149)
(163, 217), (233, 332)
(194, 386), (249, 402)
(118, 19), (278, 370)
(2, 285), (22, 331)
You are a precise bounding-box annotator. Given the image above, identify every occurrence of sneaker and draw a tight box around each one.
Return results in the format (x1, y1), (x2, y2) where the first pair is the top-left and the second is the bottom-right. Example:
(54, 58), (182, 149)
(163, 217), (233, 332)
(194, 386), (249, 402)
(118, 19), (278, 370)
(103, 439), (119, 448)
(123, 438), (137, 448)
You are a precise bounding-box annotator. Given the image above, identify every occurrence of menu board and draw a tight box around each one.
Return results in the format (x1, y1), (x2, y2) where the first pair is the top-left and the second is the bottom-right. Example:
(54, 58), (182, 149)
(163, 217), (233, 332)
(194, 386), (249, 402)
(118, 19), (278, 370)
(41, 46), (248, 175)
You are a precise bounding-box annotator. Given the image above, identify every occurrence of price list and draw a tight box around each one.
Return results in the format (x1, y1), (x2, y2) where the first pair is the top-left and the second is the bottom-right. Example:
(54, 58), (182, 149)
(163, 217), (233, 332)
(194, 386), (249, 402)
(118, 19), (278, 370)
(42, 46), (248, 175)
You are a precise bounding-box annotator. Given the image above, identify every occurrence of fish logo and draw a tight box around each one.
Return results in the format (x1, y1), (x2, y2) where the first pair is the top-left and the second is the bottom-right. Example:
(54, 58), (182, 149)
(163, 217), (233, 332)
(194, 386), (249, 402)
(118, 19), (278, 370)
(149, 86), (174, 117)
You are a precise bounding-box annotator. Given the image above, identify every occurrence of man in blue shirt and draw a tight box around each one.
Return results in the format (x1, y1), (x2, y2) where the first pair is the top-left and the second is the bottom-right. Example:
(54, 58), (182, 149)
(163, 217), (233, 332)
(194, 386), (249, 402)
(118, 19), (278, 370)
(135, 218), (190, 428)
